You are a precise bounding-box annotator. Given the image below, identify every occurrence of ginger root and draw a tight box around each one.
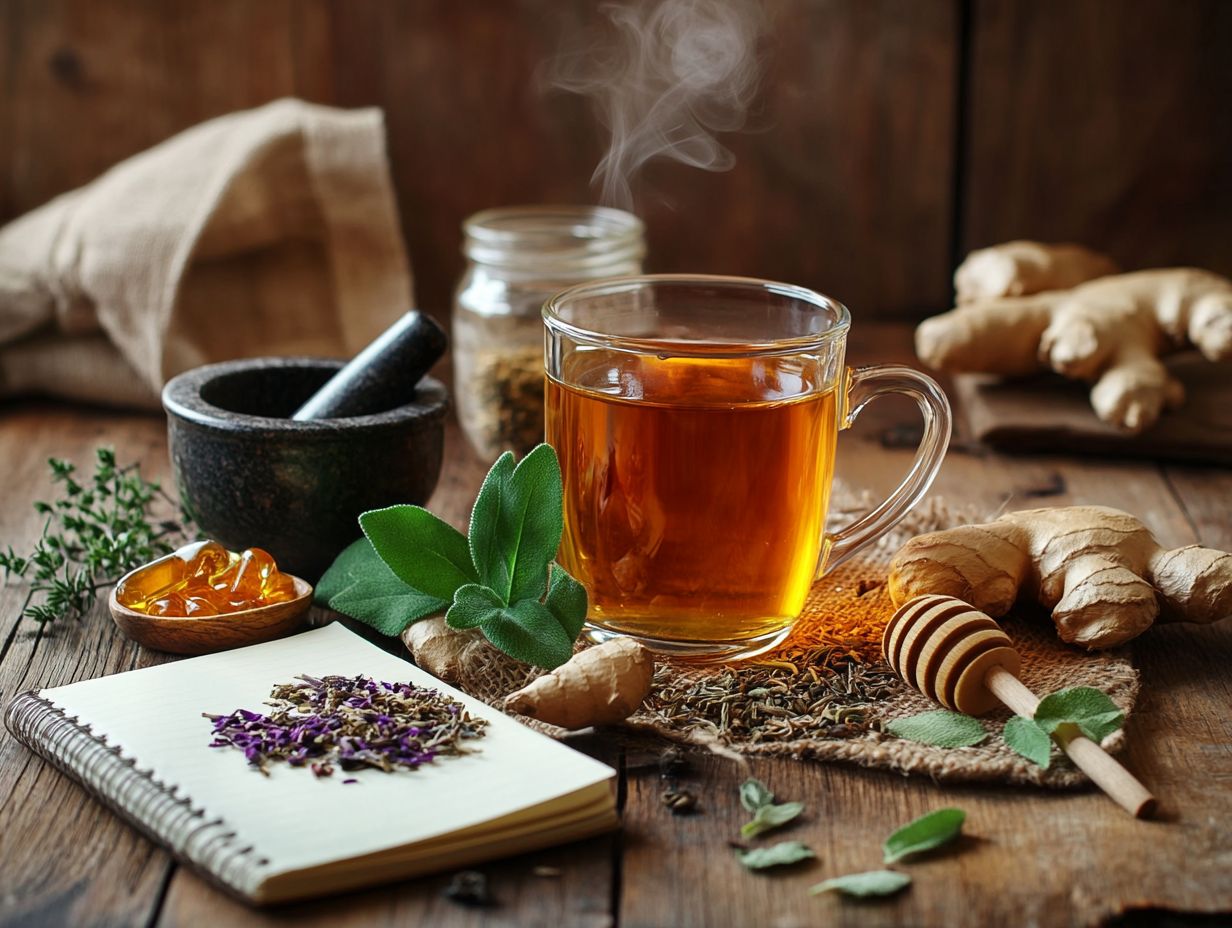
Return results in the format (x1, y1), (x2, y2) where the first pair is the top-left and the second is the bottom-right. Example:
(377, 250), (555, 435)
(954, 241), (1117, 303)
(504, 637), (654, 730)
(918, 241), (1232, 432)
(888, 505), (1232, 649)
(401, 615), (489, 685)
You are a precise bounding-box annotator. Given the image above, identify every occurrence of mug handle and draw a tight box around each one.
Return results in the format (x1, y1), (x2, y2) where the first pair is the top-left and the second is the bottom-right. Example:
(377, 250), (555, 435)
(817, 364), (952, 575)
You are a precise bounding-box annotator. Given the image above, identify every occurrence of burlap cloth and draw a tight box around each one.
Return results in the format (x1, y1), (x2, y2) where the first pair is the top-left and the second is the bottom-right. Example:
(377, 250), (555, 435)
(0, 98), (410, 407)
(444, 486), (1139, 789)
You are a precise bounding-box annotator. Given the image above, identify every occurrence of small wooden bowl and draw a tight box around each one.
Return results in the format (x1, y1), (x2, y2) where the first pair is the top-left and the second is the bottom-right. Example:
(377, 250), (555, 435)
(108, 575), (314, 655)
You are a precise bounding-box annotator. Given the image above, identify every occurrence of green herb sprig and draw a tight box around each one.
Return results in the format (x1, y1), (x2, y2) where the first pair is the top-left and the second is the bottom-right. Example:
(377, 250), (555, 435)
(1003, 686), (1125, 769)
(884, 686), (1125, 770)
(317, 445), (588, 670)
(0, 449), (185, 625)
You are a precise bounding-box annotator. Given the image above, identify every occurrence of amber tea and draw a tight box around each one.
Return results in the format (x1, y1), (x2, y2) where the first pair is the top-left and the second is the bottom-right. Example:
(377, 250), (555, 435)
(543, 274), (950, 660)
(547, 353), (837, 645)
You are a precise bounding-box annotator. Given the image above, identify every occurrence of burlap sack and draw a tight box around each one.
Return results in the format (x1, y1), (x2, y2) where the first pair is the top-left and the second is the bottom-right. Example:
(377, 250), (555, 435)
(436, 488), (1140, 788)
(0, 98), (411, 407)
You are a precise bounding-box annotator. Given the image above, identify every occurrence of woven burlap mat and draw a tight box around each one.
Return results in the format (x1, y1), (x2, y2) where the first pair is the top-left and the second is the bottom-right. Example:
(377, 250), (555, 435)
(447, 487), (1139, 788)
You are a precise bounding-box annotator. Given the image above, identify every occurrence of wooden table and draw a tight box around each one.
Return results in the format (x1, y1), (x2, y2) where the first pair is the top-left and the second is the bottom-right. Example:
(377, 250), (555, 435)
(1, 325), (1229, 928)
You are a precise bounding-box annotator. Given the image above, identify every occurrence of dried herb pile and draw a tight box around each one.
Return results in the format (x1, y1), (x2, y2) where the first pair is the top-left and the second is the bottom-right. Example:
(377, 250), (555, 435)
(206, 674), (488, 778)
(639, 605), (898, 746)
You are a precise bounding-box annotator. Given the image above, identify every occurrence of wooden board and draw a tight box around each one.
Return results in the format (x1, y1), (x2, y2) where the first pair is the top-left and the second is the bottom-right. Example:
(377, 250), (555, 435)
(953, 355), (1232, 464)
(0, 0), (957, 319)
(962, 0), (1232, 278)
(1, 325), (1230, 927)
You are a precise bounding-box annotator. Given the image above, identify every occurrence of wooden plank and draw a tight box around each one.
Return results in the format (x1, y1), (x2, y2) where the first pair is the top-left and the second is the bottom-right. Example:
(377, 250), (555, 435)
(0, 407), (175, 928)
(0, 0), (957, 319)
(324, 0), (958, 320)
(0, 0), (328, 222)
(962, 0), (1232, 277)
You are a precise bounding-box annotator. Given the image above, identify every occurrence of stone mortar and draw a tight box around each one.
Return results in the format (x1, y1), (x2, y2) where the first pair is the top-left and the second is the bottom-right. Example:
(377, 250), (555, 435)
(163, 357), (448, 580)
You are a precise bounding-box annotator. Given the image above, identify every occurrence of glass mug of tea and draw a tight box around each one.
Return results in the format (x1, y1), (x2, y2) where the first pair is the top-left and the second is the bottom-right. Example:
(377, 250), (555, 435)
(543, 275), (951, 660)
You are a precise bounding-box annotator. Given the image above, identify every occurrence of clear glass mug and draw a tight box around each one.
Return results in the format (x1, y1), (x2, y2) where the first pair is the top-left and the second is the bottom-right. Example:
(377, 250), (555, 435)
(543, 275), (951, 660)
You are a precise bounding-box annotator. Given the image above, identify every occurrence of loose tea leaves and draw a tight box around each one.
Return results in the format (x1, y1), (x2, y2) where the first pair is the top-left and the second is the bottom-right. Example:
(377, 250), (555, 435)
(739, 777), (804, 838)
(810, 870), (912, 898)
(885, 710), (987, 748)
(319, 445), (588, 670)
(736, 841), (816, 870)
(882, 808), (965, 864)
(206, 674), (487, 776)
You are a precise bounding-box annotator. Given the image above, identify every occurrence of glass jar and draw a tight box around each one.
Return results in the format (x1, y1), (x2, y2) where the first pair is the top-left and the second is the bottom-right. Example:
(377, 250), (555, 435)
(453, 205), (646, 461)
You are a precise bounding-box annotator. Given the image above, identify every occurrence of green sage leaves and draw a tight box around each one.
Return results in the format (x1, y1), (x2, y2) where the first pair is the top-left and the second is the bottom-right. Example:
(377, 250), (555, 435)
(885, 710), (987, 748)
(1003, 686), (1125, 768)
(882, 808), (965, 863)
(317, 445), (588, 670)
(736, 841), (815, 870)
(811, 870), (912, 898)
(739, 777), (804, 838)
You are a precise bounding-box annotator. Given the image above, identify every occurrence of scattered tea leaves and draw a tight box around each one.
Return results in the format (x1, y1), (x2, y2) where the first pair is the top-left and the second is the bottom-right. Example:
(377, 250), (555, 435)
(742, 800), (804, 838)
(885, 710), (987, 748)
(736, 841), (816, 870)
(810, 870), (911, 898)
(1003, 715), (1053, 768)
(1034, 687), (1124, 743)
(443, 870), (492, 907)
(882, 808), (965, 864)
(739, 777), (775, 813)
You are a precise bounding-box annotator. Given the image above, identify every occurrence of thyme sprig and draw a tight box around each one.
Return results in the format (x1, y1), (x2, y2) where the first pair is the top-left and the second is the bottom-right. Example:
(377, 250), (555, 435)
(0, 448), (188, 625)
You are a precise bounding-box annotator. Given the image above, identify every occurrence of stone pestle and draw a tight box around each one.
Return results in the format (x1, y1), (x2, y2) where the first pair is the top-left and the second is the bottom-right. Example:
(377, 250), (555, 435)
(291, 311), (448, 420)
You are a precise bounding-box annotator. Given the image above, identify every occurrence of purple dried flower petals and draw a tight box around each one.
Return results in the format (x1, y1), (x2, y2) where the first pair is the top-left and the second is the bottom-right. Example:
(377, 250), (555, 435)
(204, 674), (487, 779)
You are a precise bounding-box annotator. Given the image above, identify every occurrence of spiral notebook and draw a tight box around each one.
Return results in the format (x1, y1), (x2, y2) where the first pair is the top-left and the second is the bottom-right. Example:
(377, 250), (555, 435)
(4, 623), (617, 905)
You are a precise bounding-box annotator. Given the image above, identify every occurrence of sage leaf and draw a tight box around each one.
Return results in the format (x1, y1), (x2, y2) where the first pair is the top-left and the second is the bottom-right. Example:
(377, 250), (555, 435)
(543, 564), (588, 639)
(1034, 686), (1124, 743)
(491, 444), (564, 603)
(1003, 715), (1052, 768)
(361, 505), (479, 601)
(741, 800), (803, 838)
(468, 452), (515, 596)
(739, 777), (775, 813)
(882, 808), (965, 863)
(885, 710), (987, 748)
(446, 584), (507, 630)
(475, 598), (575, 669)
(316, 537), (445, 636)
(810, 870), (911, 898)
(735, 841), (815, 870)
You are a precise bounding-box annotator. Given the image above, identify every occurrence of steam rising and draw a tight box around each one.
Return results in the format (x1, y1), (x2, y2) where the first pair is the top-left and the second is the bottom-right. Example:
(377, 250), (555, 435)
(550, 0), (767, 210)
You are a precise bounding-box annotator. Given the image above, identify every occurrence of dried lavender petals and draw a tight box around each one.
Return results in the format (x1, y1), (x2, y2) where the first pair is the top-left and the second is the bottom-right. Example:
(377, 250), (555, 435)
(205, 674), (488, 777)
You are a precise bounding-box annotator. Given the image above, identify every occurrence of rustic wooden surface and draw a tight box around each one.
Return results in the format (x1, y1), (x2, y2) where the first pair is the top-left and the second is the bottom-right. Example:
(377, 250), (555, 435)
(953, 357), (1232, 465)
(0, 324), (1229, 927)
(4, 0), (1231, 324)
(961, 0), (1232, 273)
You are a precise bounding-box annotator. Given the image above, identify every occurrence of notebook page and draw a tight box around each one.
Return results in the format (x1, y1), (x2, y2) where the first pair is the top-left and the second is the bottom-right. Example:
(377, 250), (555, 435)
(40, 623), (614, 874)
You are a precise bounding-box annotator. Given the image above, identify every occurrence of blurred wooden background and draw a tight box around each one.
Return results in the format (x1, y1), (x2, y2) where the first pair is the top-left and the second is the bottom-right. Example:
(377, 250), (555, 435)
(0, 0), (1229, 320)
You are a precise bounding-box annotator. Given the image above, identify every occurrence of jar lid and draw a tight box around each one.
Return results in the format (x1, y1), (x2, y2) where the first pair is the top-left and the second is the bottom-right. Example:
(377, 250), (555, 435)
(462, 205), (646, 273)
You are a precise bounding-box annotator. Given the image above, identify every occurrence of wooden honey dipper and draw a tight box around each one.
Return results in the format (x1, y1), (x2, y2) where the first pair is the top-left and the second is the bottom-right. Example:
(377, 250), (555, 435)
(883, 594), (1156, 818)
